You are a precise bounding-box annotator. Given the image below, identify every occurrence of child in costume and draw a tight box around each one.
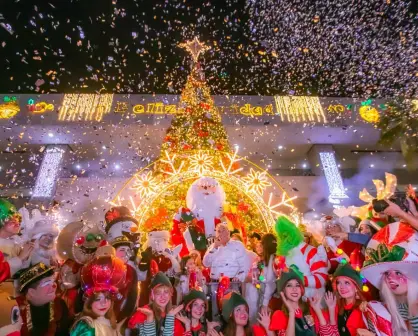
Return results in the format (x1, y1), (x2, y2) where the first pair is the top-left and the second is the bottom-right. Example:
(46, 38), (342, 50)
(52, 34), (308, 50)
(264, 265), (330, 336)
(128, 271), (184, 336)
(174, 289), (220, 336)
(177, 255), (207, 303)
(274, 216), (328, 301)
(325, 263), (392, 336)
(70, 253), (127, 336)
(361, 242), (418, 335)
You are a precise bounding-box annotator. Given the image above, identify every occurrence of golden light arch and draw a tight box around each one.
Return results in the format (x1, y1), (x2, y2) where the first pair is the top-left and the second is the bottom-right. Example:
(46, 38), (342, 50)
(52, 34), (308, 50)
(111, 149), (298, 233)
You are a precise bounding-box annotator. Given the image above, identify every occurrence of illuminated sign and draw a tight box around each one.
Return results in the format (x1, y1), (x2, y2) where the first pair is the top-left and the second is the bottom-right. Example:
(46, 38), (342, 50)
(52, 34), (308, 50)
(359, 99), (380, 123)
(274, 96), (327, 123)
(27, 99), (55, 113)
(0, 96), (19, 119)
(58, 94), (114, 121)
(130, 102), (274, 116)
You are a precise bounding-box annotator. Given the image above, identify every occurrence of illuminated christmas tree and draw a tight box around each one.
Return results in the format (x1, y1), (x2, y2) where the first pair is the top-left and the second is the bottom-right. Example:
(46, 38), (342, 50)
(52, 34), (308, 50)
(161, 38), (230, 154)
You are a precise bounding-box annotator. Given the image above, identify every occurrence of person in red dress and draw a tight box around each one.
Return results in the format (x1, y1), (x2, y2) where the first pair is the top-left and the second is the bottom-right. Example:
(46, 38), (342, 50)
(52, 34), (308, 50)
(324, 263), (392, 336)
(264, 265), (330, 336)
(174, 289), (220, 335)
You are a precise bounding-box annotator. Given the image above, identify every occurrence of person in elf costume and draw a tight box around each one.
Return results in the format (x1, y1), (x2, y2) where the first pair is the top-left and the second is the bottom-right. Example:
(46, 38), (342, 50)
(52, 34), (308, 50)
(0, 199), (34, 276)
(0, 282), (23, 336)
(138, 230), (182, 306)
(274, 216), (328, 301)
(70, 253), (127, 336)
(210, 291), (265, 336)
(174, 289), (220, 336)
(324, 263), (392, 336)
(262, 265), (331, 336)
(110, 236), (139, 323)
(361, 226), (418, 336)
(17, 262), (70, 336)
(128, 271), (184, 336)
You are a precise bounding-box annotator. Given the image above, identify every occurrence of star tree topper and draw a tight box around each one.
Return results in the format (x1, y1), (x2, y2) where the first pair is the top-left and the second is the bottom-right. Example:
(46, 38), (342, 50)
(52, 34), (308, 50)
(179, 37), (210, 63)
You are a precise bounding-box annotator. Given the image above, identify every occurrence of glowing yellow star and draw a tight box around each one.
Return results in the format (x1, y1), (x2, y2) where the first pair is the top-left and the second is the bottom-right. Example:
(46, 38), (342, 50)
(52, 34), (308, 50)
(242, 168), (272, 195)
(179, 37), (210, 62)
(189, 152), (213, 176)
(131, 171), (158, 198)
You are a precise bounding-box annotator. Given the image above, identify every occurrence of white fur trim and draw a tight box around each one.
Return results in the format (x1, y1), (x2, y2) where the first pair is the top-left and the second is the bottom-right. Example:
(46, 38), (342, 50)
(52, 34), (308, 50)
(30, 220), (59, 239)
(148, 230), (170, 239)
(183, 229), (195, 251)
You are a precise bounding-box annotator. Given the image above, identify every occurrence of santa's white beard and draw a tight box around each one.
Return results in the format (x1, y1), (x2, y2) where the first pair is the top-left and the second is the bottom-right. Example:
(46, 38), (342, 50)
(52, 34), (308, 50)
(31, 240), (57, 266)
(189, 194), (223, 237)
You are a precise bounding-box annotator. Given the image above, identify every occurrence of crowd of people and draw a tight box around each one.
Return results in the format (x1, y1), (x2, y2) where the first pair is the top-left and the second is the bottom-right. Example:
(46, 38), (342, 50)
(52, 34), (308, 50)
(0, 176), (417, 336)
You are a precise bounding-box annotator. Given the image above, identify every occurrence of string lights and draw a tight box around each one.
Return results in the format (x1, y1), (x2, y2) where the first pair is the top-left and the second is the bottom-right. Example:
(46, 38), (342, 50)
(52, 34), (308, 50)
(58, 94), (113, 121)
(274, 96), (327, 123)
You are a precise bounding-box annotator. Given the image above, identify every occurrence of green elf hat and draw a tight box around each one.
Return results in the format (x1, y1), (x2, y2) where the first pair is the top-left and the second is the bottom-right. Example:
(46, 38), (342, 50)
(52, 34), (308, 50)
(183, 289), (208, 311)
(221, 292), (248, 322)
(332, 263), (363, 291)
(150, 272), (172, 290)
(276, 264), (305, 294)
(0, 199), (20, 228)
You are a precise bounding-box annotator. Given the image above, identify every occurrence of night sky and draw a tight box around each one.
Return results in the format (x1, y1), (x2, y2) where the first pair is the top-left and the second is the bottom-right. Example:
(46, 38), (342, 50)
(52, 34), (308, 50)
(1, 0), (417, 97)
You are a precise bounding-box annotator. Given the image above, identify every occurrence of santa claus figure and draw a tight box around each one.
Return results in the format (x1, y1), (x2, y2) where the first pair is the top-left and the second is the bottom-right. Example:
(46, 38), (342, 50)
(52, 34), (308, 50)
(187, 177), (225, 239)
(28, 219), (59, 267)
(138, 230), (181, 306)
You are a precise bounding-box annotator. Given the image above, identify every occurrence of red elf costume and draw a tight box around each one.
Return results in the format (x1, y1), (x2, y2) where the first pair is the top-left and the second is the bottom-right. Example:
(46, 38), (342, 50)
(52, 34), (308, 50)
(324, 263), (392, 336)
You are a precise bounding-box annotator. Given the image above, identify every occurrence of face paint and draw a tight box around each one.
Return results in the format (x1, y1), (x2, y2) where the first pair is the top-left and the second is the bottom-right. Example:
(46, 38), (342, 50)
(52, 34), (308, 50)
(384, 270), (408, 296)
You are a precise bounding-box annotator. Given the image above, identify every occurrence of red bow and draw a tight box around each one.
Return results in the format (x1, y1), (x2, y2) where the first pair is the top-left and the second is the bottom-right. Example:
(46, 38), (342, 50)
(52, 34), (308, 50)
(106, 209), (120, 223)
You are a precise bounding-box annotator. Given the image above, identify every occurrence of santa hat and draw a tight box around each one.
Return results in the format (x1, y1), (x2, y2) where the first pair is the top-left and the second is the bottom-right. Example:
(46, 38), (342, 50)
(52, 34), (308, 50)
(29, 219), (59, 240)
(104, 206), (138, 233)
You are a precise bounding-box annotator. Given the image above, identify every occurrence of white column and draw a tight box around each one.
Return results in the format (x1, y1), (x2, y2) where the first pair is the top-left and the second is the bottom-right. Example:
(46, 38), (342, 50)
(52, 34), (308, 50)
(308, 145), (348, 205)
(31, 145), (66, 200)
